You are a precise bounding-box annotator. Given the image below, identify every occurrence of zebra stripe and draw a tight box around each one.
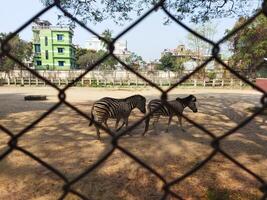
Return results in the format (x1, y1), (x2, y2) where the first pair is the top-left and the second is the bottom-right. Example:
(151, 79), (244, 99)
(143, 95), (198, 135)
(89, 95), (146, 139)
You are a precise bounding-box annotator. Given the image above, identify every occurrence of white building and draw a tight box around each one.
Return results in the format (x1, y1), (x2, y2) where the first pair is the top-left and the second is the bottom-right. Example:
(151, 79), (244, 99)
(86, 36), (131, 60)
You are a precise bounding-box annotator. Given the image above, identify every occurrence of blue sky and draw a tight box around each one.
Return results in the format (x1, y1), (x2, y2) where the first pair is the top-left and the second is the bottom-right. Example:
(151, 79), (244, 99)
(0, 0), (258, 61)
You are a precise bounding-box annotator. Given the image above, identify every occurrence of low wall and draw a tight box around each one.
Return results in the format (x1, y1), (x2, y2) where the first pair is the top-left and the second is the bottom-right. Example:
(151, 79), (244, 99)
(256, 78), (267, 92)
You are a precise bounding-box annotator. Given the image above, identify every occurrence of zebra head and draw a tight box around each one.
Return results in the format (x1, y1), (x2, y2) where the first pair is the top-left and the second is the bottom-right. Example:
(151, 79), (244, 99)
(125, 95), (146, 114)
(136, 95), (146, 114)
(187, 95), (198, 113)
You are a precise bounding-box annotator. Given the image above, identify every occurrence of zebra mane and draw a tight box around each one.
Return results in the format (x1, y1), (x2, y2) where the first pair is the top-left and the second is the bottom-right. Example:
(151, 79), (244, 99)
(125, 95), (144, 101)
(176, 95), (196, 107)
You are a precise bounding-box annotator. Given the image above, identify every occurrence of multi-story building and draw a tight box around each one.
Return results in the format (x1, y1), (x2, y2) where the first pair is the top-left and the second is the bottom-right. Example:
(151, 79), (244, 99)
(32, 19), (76, 70)
(86, 36), (131, 60)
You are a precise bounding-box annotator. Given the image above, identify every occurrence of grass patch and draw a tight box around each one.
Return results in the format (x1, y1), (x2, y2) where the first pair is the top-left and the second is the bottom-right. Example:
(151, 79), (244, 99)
(206, 187), (230, 200)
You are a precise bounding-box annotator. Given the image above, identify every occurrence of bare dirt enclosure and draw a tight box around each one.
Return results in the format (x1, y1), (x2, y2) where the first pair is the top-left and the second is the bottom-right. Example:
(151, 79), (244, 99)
(0, 87), (266, 200)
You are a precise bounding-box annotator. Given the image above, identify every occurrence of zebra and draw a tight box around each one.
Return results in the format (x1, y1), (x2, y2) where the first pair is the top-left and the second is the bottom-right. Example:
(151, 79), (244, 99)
(89, 95), (146, 139)
(143, 95), (198, 135)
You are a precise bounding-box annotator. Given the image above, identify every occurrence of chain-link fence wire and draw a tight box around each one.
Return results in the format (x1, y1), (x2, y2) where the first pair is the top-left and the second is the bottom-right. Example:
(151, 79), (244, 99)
(0, 0), (267, 199)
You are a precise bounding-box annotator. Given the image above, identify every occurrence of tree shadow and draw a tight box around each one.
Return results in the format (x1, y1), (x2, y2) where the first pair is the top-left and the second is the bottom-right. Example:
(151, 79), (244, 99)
(0, 91), (266, 200)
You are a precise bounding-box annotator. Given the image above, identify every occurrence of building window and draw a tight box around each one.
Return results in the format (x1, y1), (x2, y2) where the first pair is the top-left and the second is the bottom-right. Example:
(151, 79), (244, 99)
(45, 50), (49, 59)
(57, 34), (64, 41)
(45, 37), (48, 46)
(58, 48), (64, 53)
(58, 61), (65, 66)
(34, 44), (41, 53)
(36, 60), (42, 66)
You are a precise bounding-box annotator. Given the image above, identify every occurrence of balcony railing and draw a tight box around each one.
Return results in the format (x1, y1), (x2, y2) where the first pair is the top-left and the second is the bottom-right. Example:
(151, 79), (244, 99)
(32, 25), (74, 33)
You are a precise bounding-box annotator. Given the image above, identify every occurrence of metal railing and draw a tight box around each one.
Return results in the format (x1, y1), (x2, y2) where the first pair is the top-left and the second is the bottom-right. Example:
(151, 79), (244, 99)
(0, 0), (267, 199)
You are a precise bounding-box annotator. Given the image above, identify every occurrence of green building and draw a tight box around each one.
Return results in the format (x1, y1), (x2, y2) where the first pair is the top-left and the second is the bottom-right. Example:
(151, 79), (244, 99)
(32, 19), (76, 70)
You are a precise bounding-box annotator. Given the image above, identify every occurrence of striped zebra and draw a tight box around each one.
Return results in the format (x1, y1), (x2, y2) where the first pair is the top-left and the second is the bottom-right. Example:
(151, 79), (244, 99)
(89, 95), (146, 139)
(143, 95), (198, 135)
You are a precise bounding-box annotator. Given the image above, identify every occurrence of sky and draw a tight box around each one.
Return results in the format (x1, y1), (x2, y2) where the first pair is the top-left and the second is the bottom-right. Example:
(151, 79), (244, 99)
(0, 0), (259, 61)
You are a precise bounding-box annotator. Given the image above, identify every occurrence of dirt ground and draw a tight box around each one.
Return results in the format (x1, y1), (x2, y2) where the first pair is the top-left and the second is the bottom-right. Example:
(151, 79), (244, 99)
(0, 86), (266, 200)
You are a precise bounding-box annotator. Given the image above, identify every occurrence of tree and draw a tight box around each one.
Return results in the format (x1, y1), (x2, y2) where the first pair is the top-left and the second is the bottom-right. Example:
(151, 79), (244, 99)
(0, 33), (32, 77)
(41, 0), (260, 25)
(76, 29), (118, 70)
(97, 50), (118, 70)
(75, 47), (88, 62)
(227, 14), (267, 77)
(158, 52), (186, 76)
(101, 29), (113, 51)
(76, 49), (118, 70)
(125, 52), (145, 70)
(76, 49), (99, 69)
(187, 22), (217, 58)
(158, 52), (176, 71)
(187, 22), (217, 79)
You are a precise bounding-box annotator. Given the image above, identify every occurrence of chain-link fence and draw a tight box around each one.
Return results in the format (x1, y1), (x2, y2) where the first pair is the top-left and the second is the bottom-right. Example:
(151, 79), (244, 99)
(0, 0), (267, 199)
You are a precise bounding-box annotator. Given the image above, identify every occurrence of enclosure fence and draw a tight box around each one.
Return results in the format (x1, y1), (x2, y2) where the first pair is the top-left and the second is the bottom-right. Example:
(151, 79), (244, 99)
(0, 0), (267, 199)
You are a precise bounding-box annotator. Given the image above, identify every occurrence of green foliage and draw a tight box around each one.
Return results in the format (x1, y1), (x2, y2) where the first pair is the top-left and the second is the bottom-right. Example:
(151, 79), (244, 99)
(76, 30), (118, 70)
(76, 49), (118, 70)
(76, 49), (99, 69)
(125, 52), (145, 70)
(207, 71), (216, 79)
(158, 52), (186, 73)
(0, 33), (32, 74)
(158, 52), (175, 70)
(228, 15), (267, 77)
(97, 50), (118, 70)
(101, 29), (113, 50)
(41, 0), (257, 24)
(75, 47), (88, 62)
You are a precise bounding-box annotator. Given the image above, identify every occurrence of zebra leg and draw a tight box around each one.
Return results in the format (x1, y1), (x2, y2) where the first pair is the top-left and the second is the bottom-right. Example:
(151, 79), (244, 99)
(116, 121), (125, 132)
(177, 115), (185, 132)
(115, 118), (120, 130)
(166, 115), (173, 133)
(104, 120), (109, 128)
(94, 123), (101, 140)
(125, 118), (132, 136)
(143, 116), (150, 136)
(152, 116), (160, 134)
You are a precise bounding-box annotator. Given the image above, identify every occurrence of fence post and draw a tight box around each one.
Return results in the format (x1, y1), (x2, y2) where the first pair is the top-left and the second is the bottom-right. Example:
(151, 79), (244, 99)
(21, 77), (24, 86)
(81, 78), (84, 86)
(7, 77), (10, 85)
(212, 79), (215, 87)
(89, 78), (92, 86)
(36, 78), (38, 86)
(203, 80), (206, 87)
(221, 79), (224, 87)
(29, 77), (31, 86)
(14, 78), (17, 86)
(230, 78), (234, 87)
(58, 79), (61, 86)
(194, 79), (197, 87)
(97, 78), (99, 86)
(240, 80), (243, 87)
